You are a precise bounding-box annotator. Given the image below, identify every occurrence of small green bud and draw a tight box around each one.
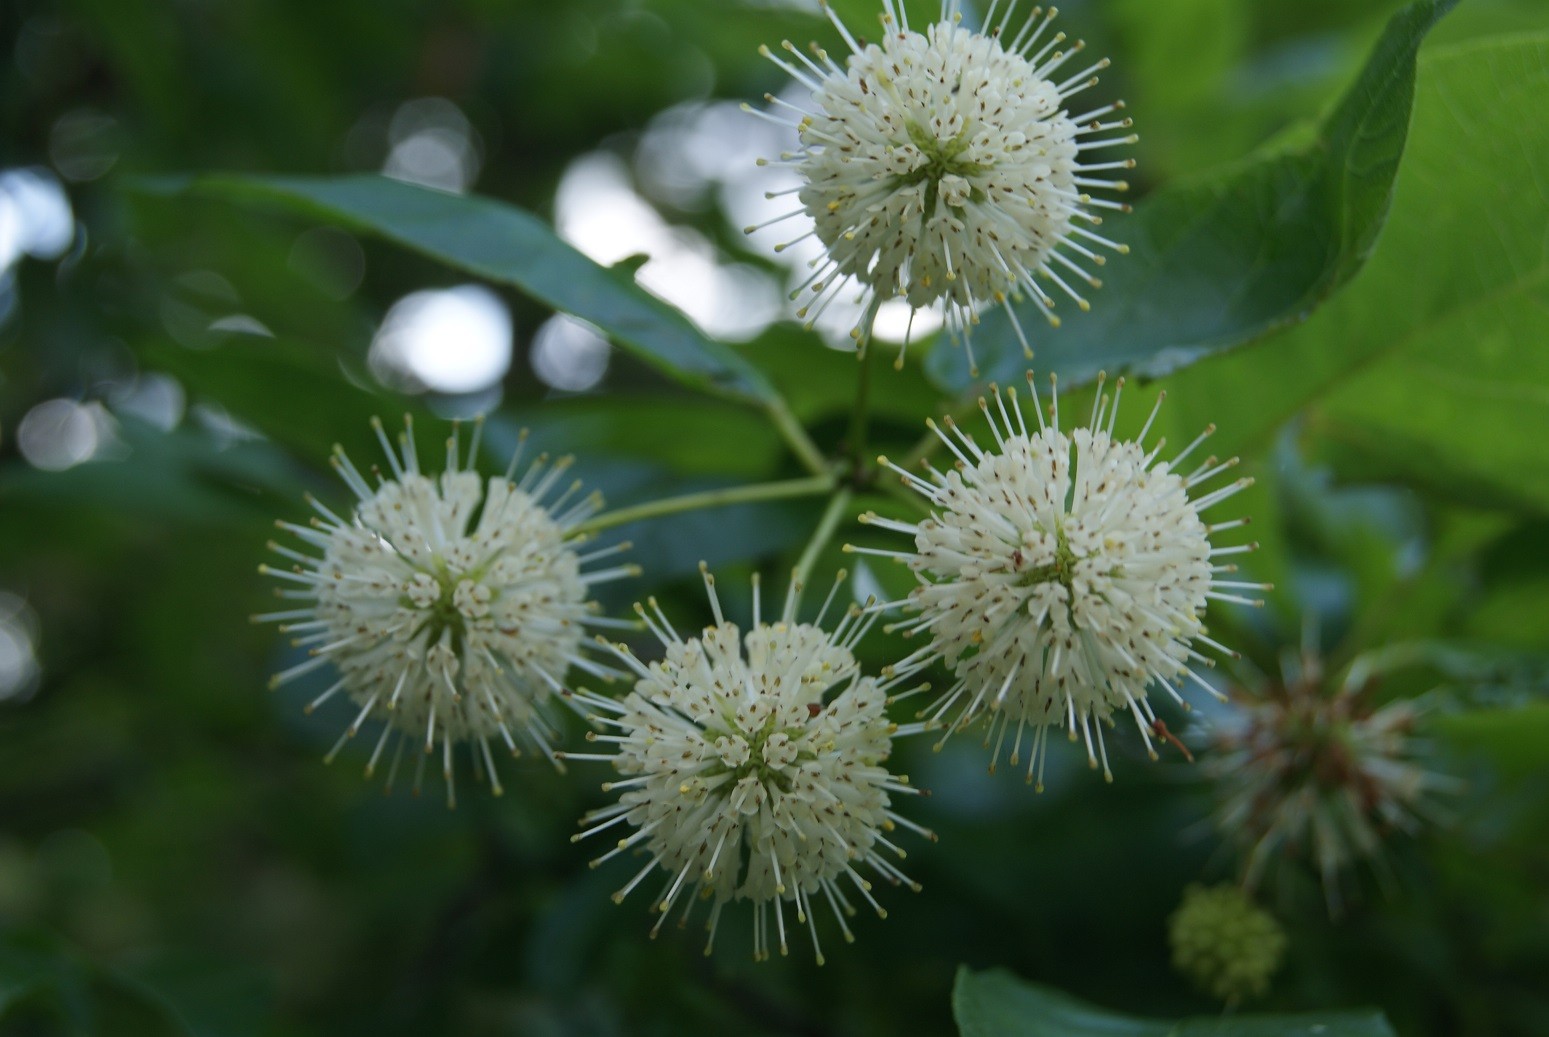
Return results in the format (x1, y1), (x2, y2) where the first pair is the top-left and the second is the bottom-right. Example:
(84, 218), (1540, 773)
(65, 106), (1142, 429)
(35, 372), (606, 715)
(1168, 883), (1286, 1003)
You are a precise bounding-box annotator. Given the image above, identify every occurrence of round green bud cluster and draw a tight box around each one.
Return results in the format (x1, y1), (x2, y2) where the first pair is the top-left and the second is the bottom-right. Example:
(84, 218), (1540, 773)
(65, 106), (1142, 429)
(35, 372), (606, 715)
(1168, 883), (1287, 1003)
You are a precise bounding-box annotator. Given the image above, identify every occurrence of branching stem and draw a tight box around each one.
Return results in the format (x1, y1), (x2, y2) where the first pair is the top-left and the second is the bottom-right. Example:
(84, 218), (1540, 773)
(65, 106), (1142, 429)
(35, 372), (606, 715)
(848, 344), (878, 483)
(576, 474), (835, 536)
(790, 489), (855, 609)
(767, 398), (830, 478)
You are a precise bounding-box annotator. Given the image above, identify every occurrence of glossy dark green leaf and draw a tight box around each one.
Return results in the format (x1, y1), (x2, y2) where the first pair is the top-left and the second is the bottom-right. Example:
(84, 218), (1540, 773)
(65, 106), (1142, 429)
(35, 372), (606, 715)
(928, 0), (1457, 394)
(130, 174), (779, 406)
(953, 968), (1169, 1037)
(142, 332), (784, 480)
(138, 333), (408, 468)
(953, 968), (1396, 1037)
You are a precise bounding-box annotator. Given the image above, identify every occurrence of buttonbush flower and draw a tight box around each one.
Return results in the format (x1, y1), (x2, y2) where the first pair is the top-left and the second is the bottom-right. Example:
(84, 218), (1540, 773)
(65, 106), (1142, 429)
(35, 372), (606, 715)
(1208, 638), (1447, 910)
(748, 0), (1134, 370)
(256, 417), (635, 806)
(856, 374), (1264, 786)
(565, 567), (931, 963)
(1169, 883), (1286, 1004)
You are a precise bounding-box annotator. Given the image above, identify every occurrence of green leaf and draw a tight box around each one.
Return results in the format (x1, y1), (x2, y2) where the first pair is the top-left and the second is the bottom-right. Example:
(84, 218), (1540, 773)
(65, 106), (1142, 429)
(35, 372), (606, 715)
(129, 174), (779, 406)
(1171, 1020), (1398, 1037)
(953, 968), (1169, 1037)
(0, 420), (294, 529)
(928, 0), (1458, 394)
(738, 325), (945, 428)
(0, 931), (196, 1037)
(138, 333), (407, 468)
(952, 968), (1396, 1037)
(1435, 704), (1549, 778)
(1304, 34), (1549, 513)
(121, 952), (273, 1037)
(141, 331), (785, 480)
(1151, 32), (1549, 482)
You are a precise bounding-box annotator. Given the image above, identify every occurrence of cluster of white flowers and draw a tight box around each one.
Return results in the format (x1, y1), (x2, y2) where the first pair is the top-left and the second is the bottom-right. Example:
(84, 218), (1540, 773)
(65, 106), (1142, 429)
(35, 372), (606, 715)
(241, 0), (1390, 969)
(257, 417), (635, 807)
(256, 399), (1266, 956)
(854, 373), (1264, 787)
(749, 0), (1133, 369)
(563, 568), (930, 962)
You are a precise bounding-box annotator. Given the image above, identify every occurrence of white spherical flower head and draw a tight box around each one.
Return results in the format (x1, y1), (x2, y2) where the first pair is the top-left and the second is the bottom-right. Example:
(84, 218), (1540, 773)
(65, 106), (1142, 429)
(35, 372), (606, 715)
(567, 568), (931, 963)
(257, 417), (636, 807)
(749, 0), (1134, 370)
(857, 373), (1266, 787)
(1208, 638), (1450, 913)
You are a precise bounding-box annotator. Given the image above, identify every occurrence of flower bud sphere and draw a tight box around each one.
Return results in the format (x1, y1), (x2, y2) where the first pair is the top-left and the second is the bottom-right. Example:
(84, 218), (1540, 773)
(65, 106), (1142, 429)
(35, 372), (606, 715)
(1169, 883), (1286, 1004)
(257, 417), (635, 806)
(858, 374), (1265, 786)
(567, 568), (931, 963)
(749, 0), (1134, 369)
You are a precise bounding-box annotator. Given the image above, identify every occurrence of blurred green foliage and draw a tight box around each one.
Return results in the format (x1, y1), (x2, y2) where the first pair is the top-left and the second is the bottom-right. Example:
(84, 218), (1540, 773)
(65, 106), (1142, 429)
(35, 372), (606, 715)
(2, 1), (1548, 1035)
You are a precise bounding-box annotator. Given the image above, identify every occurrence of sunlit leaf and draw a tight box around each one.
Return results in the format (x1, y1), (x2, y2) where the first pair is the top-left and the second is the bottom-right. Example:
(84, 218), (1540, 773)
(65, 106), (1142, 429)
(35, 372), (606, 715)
(928, 0), (1458, 393)
(1152, 32), (1549, 483)
(1305, 35), (1549, 513)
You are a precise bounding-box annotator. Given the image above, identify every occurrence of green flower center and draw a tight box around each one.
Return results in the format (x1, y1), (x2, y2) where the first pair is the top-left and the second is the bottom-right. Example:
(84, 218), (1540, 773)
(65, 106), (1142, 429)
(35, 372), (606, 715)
(1014, 524), (1081, 590)
(402, 557), (493, 655)
(899, 120), (991, 217)
(713, 710), (819, 795)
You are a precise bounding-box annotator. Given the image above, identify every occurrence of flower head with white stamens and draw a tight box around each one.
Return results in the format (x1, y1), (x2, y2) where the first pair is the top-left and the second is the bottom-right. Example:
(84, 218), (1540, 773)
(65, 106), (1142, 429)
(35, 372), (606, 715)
(256, 416), (636, 807)
(855, 374), (1264, 787)
(748, 0), (1133, 371)
(566, 567), (931, 963)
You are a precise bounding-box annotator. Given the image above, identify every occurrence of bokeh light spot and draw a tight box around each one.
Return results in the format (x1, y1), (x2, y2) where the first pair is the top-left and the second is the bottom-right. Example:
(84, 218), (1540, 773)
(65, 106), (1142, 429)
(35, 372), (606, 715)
(382, 98), (481, 193)
(370, 285), (513, 395)
(0, 168), (73, 273)
(531, 314), (610, 393)
(16, 398), (110, 471)
(556, 152), (779, 341)
(0, 592), (41, 705)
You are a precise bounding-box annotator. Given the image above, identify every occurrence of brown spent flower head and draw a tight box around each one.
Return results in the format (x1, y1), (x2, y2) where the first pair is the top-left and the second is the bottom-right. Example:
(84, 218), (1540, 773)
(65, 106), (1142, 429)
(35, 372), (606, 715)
(1207, 634), (1447, 910)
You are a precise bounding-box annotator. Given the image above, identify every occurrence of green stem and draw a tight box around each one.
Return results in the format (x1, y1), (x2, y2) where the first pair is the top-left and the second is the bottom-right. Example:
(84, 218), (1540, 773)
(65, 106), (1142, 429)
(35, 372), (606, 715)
(766, 398), (830, 478)
(576, 474), (834, 536)
(790, 488), (855, 603)
(847, 344), (877, 480)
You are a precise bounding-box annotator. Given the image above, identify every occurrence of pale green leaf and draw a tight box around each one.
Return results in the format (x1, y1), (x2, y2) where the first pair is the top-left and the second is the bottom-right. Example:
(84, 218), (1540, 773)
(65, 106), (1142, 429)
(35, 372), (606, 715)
(928, 0), (1457, 393)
